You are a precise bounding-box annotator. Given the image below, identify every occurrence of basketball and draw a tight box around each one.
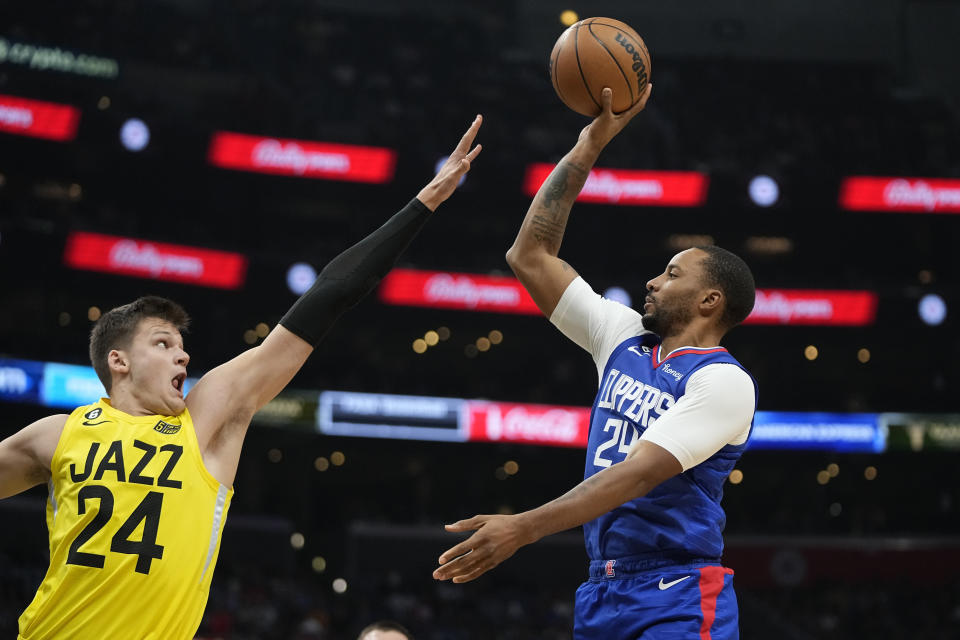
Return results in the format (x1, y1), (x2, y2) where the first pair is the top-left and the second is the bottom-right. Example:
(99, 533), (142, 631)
(549, 17), (652, 117)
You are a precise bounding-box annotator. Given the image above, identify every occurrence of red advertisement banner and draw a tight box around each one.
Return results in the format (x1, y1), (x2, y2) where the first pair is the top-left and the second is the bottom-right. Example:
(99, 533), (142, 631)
(380, 269), (876, 326)
(839, 176), (960, 214)
(63, 232), (248, 289)
(523, 163), (708, 206)
(746, 289), (878, 326)
(208, 131), (396, 183)
(378, 268), (541, 315)
(465, 400), (591, 448)
(0, 94), (80, 141)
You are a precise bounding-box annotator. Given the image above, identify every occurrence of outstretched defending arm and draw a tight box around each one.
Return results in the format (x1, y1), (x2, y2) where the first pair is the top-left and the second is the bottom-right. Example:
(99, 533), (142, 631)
(186, 116), (482, 484)
(506, 85), (652, 317)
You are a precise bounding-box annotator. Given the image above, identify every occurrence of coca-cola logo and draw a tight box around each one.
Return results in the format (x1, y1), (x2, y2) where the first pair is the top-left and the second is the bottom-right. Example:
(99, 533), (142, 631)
(582, 170), (663, 203)
(252, 139), (351, 175)
(424, 273), (521, 308)
(0, 104), (32, 128)
(109, 241), (204, 278)
(481, 405), (584, 444)
(750, 290), (833, 323)
(883, 179), (960, 211)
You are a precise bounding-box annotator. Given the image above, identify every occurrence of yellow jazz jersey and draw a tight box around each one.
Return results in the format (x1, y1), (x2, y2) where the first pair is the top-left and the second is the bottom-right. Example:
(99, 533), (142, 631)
(19, 399), (233, 640)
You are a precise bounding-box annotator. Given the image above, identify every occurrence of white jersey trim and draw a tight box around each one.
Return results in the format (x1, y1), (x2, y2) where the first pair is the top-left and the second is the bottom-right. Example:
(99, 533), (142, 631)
(549, 276), (649, 383)
(639, 364), (754, 471)
(199, 483), (229, 584)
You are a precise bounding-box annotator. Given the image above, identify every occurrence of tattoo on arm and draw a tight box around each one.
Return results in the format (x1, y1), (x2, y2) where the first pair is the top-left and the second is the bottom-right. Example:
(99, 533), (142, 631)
(531, 214), (565, 248)
(526, 161), (590, 254)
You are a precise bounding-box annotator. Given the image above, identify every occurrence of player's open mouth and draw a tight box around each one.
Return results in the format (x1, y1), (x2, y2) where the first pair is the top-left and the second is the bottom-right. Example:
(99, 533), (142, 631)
(171, 373), (186, 395)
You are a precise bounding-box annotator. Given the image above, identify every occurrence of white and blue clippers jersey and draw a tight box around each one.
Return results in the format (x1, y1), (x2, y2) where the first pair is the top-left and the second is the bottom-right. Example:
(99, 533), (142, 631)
(584, 333), (757, 566)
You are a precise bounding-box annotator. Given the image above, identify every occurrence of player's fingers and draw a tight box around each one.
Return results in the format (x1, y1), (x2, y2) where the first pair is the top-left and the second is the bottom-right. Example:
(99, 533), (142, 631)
(465, 143), (482, 163)
(636, 82), (653, 110)
(444, 515), (485, 532)
(437, 540), (474, 566)
(455, 114), (483, 153)
(624, 83), (653, 119)
(434, 548), (479, 579)
(452, 563), (494, 584)
(600, 87), (614, 114)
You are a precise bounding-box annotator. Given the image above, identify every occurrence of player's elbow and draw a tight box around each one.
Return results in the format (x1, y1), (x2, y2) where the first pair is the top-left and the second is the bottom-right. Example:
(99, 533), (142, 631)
(505, 244), (522, 272)
(505, 245), (538, 280)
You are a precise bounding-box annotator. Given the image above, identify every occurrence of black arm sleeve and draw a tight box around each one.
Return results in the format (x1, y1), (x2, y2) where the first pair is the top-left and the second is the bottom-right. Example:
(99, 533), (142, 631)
(279, 198), (432, 346)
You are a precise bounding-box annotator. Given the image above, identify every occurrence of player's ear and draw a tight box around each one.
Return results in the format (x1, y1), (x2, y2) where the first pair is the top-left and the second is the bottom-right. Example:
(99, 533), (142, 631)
(699, 289), (723, 315)
(108, 349), (130, 375)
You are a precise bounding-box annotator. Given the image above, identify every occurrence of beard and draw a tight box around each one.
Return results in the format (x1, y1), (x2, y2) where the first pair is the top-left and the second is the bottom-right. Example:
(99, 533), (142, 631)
(642, 296), (695, 337)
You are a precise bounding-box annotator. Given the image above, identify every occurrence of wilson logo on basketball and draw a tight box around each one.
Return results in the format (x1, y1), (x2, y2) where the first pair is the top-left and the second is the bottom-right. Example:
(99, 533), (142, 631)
(614, 33), (648, 92)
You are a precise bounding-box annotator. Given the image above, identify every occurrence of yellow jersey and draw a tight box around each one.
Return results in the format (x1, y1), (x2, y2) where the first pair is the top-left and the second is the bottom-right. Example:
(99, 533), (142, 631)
(19, 399), (233, 640)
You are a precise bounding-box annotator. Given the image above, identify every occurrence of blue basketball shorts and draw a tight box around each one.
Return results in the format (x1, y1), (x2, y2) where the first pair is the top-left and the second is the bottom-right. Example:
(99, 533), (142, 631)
(574, 559), (738, 639)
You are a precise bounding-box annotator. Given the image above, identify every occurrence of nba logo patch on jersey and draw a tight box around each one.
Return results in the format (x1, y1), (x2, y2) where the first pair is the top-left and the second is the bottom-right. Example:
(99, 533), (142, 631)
(605, 559), (616, 577)
(154, 420), (181, 435)
(84, 408), (102, 420)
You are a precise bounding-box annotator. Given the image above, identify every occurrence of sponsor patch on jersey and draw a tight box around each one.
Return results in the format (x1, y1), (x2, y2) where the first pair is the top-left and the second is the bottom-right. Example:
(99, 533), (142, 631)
(84, 408), (102, 420)
(153, 420), (181, 435)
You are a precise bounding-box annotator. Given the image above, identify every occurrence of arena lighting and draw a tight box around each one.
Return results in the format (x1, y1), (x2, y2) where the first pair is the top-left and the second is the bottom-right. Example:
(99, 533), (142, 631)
(379, 268), (541, 315)
(667, 234), (714, 251)
(0, 93), (80, 141)
(745, 236), (793, 255)
(0, 357), (934, 453)
(748, 175), (779, 207)
(560, 10), (579, 26)
(208, 131), (396, 183)
(120, 117), (150, 151)
(381, 269), (878, 325)
(746, 289), (877, 326)
(523, 164), (709, 207)
(286, 262), (317, 295)
(839, 176), (960, 214)
(63, 231), (248, 289)
(602, 286), (632, 307)
(918, 293), (947, 326)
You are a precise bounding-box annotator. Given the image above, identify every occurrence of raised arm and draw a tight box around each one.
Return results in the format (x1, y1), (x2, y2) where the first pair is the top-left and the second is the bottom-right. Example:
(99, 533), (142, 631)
(505, 85), (652, 317)
(187, 116), (483, 484)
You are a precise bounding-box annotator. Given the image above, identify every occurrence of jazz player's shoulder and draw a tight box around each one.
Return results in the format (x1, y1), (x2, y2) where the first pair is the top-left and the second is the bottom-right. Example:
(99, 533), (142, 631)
(6, 413), (70, 483)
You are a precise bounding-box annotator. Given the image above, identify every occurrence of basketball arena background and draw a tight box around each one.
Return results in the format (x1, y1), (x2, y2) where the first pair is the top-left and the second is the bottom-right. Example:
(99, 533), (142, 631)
(1, 1), (958, 638)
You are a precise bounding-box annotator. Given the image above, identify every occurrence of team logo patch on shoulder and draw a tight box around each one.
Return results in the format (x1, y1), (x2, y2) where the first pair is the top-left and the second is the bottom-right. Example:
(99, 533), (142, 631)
(153, 420), (181, 435)
(82, 407), (110, 425)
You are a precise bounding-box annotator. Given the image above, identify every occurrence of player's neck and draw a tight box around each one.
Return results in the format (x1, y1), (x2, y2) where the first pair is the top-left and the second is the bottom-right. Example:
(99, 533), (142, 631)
(659, 324), (723, 356)
(107, 384), (159, 417)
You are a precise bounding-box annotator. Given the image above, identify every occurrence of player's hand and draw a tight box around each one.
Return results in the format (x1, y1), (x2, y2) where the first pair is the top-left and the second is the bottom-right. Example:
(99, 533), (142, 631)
(579, 83), (652, 150)
(432, 513), (530, 584)
(416, 115), (483, 211)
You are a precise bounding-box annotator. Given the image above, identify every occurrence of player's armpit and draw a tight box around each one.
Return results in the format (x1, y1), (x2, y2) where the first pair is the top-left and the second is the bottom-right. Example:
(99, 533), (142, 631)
(0, 414), (67, 499)
(637, 365), (755, 471)
(623, 440), (684, 487)
(187, 326), (313, 438)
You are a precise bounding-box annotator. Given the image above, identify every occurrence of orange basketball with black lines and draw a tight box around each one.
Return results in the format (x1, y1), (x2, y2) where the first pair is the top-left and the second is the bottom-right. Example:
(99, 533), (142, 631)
(549, 17), (652, 117)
